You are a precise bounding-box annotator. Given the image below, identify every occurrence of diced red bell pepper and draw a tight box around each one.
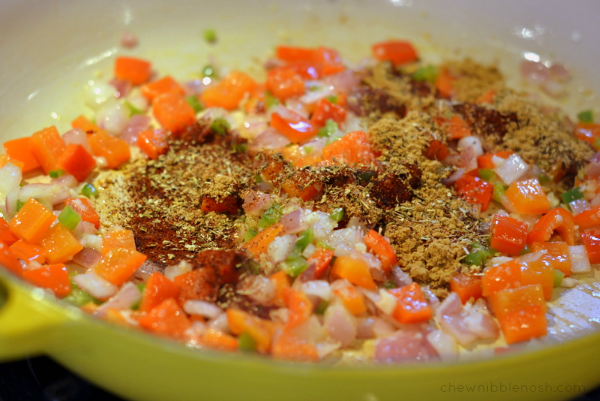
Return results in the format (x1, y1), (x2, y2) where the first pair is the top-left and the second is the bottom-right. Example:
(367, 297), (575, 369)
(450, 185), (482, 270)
(88, 131), (131, 169)
(573, 204), (600, 231)
(114, 57), (151, 86)
(530, 242), (571, 277)
(372, 40), (418, 66)
(482, 259), (522, 297)
(57, 143), (97, 182)
(580, 229), (600, 264)
(0, 240), (23, 276)
(520, 257), (554, 300)
(573, 122), (600, 147)
(450, 273), (482, 304)
(152, 93), (196, 135)
(29, 126), (67, 174)
(137, 128), (170, 160)
(477, 150), (513, 169)
(271, 109), (317, 143)
(389, 283), (432, 324)
(307, 248), (334, 279)
(423, 139), (450, 161)
(447, 115), (471, 139)
(454, 175), (493, 211)
(363, 229), (398, 272)
(9, 240), (46, 264)
(266, 66), (306, 101)
(310, 98), (347, 128)
(490, 215), (528, 256)
(322, 131), (376, 165)
(283, 287), (313, 330)
(527, 208), (576, 246)
(64, 198), (100, 229)
(22, 263), (71, 297)
(139, 272), (181, 313)
(202, 71), (258, 111)
(138, 297), (191, 339)
(3, 137), (41, 173)
(0, 218), (18, 246)
(141, 76), (186, 102)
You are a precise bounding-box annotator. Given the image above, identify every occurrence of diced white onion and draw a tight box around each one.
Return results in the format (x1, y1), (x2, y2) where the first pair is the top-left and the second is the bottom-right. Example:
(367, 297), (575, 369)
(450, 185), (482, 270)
(267, 234), (296, 264)
(375, 289), (397, 315)
(94, 282), (141, 317)
(184, 300), (224, 319)
(0, 163), (22, 196)
(164, 260), (193, 281)
(560, 277), (578, 288)
(426, 329), (458, 362)
(494, 153), (529, 185)
(569, 246), (591, 273)
(73, 272), (118, 300)
(299, 280), (332, 301)
(569, 199), (590, 216)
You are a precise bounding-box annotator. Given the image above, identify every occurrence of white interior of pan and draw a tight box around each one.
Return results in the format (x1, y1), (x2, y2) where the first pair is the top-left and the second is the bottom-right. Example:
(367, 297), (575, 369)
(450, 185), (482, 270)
(0, 0), (599, 346)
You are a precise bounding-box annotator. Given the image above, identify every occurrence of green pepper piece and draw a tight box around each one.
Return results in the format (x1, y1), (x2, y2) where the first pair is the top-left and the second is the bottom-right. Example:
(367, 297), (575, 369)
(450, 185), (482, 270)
(553, 269), (565, 287)
(294, 228), (314, 254)
(329, 207), (345, 222)
(281, 255), (309, 277)
(258, 204), (282, 229)
(243, 228), (258, 242)
(478, 168), (495, 182)
(238, 332), (257, 352)
(124, 101), (145, 117)
(492, 182), (507, 203)
(58, 205), (81, 230)
(203, 29), (217, 44)
(210, 117), (230, 136)
(325, 95), (339, 104)
(412, 65), (438, 83)
(561, 186), (584, 209)
(81, 183), (99, 198)
(577, 110), (593, 123)
(185, 95), (204, 114)
(317, 120), (338, 138)
(49, 169), (65, 178)
(315, 300), (329, 315)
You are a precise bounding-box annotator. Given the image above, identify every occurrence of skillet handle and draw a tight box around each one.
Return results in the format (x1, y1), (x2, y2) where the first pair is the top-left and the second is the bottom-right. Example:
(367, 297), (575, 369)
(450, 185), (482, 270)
(0, 272), (68, 361)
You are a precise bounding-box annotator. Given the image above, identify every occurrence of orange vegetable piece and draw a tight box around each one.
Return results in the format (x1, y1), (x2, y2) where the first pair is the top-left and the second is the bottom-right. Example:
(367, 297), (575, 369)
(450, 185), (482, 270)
(0, 218), (18, 246)
(242, 223), (283, 259)
(423, 139), (450, 161)
(94, 248), (147, 286)
(227, 309), (275, 353)
(450, 273), (483, 304)
(307, 248), (334, 279)
(490, 215), (528, 256)
(271, 330), (319, 362)
(200, 196), (240, 214)
(38, 223), (83, 264)
(477, 150), (513, 169)
(271, 110), (316, 143)
(276, 46), (317, 62)
(330, 255), (376, 290)
(29, 126), (67, 174)
(201, 328), (239, 352)
(447, 115), (471, 139)
(520, 257), (554, 300)
(488, 284), (546, 344)
(322, 131), (376, 165)
(333, 285), (367, 316)
(310, 98), (347, 128)
(71, 115), (108, 136)
(139, 272), (181, 313)
(313, 47), (346, 76)
(64, 198), (100, 229)
(22, 263), (71, 297)
(141, 76), (185, 102)
(280, 176), (321, 202)
(527, 208), (575, 246)
(3, 137), (41, 173)
(9, 240), (46, 264)
(372, 40), (418, 66)
(476, 89), (496, 104)
(573, 204), (600, 231)
(269, 270), (291, 307)
(505, 178), (551, 215)
(454, 175), (494, 212)
(88, 131), (131, 169)
(283, 287), (313, 329)
(435, 68), (455, 99)
(138, 298), (191, 339)
(114, 56), (152, 86)
(364, 229), (398, 272)
(0, 241), (23, 276)
(0, 155), (24, 171)
(102, 229), (137, 255)
(9, 198), (56, 244)
(389, 283), (432, 324)
(137, 128), (170, 160)
(57, 143), (96, 182)
(265, 66), (306, 101)
(531, 242), (571, 277)
(152, 93), (196, 135)
(481, 259), (522, 297)
(202, 71), (258, 110)
(581, 230), (600, 264)
(573, 122), (600, 147)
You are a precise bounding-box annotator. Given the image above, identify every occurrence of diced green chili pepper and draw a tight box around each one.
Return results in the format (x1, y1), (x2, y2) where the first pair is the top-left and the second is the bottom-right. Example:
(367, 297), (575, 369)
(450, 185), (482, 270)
(316, 241), (334, 250)
(383, 281), (396, 289)
(478, 168), (495, 182)
(238, 331), (257, 352)
(519, 245), (531, 255)
(325, 95), (339, 104)
(81, 183), (99, 198)
(561, 186), (584, 208)
(538, 174), (551, 185)
(185, 95), (204, 113)
(203, 29), (217, 44)
(412, 65), (438, 83)
(315, 300), (329, 315)
(64, 288), (98, 307)
(254, 175), (263, 183)
(264, 91), (279, 109)
(16, 200), (25, 212)
(124, 101), (145, 117)
(594, 138), (600, 150)
(49, 169), (65, 178)
(317, 120), (338, 138)
(577, 110), (593, 123)
(294, 228), (314, 254)
(59, 205), (81, 230)
(281, 255), (309, 277)
(553, 269), (565, 287)
(130, 284), (147, 310)
(304, 146), (314, 154)
(243, 228), (258, 242)
(202, 65), (216, 78)
(232, 143), (248, 153)
(258, 204), (282, 229)
(329, 207), (345, 222)
(492, 182), (507, 203)
(210, 117), (230, 136)
(463, 243), (493, 266)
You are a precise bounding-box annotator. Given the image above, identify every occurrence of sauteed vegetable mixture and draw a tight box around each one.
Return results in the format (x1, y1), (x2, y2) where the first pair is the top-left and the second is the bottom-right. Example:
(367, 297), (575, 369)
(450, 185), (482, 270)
(1, 39), (598, 363)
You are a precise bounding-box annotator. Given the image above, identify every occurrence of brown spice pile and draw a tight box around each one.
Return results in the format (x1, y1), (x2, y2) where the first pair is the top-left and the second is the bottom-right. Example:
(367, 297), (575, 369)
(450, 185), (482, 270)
(443, 58), (504, 103)
(94, 140), (254, 266)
